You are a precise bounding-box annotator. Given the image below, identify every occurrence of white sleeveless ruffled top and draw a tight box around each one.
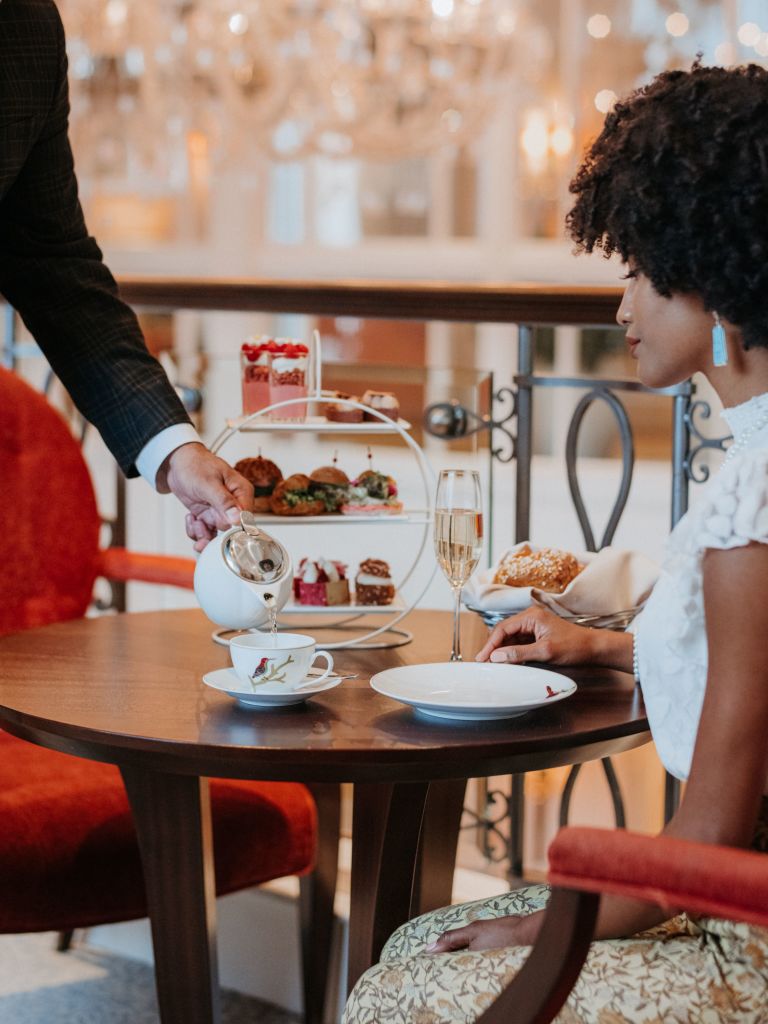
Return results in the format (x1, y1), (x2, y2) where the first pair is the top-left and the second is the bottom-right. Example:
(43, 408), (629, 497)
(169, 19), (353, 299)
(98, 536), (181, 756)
(633, 391), (768, 781)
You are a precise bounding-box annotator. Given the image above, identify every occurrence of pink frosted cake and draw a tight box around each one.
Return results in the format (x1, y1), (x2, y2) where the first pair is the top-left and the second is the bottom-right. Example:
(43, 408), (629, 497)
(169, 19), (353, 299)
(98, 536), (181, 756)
(293, 558), (350, 606)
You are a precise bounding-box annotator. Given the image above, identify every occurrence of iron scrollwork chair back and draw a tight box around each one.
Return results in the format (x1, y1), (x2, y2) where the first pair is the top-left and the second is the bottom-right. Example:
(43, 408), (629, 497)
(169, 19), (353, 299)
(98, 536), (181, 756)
(559, 385), (637, 830)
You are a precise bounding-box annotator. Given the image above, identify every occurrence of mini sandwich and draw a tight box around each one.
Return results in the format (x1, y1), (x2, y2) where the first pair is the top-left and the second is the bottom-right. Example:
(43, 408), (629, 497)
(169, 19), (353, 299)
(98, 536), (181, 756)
(342, 469), (403, 516)
(309, 465), (352, 513)
(269, 473), (326, 516)
(234, 456), (283, 513)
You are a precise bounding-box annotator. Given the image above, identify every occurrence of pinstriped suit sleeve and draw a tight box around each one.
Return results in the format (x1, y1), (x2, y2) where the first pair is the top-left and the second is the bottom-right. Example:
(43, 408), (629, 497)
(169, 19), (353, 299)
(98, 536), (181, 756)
(0, 0), (192, 477)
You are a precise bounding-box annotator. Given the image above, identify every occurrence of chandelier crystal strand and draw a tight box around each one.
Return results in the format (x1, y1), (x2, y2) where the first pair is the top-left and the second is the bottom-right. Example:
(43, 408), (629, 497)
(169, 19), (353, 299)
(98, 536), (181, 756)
(60, 0), (548, 167)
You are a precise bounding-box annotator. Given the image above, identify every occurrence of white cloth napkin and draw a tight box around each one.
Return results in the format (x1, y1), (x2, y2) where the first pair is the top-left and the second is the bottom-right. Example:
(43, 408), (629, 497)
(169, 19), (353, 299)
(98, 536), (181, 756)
(463, 542), (659, 618)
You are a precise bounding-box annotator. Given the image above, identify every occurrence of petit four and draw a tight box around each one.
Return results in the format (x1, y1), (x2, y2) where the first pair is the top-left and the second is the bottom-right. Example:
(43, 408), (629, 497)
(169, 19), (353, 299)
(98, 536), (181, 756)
(324, 391), (364, 423)
(361, 389), (399, 422)
(355, 558), (395, 605)
(294, 558), (350, 606)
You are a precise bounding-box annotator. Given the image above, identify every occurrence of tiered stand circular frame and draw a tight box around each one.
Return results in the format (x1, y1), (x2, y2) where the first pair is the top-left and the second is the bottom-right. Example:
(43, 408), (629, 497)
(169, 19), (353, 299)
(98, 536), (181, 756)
(209, 393), (436, 650)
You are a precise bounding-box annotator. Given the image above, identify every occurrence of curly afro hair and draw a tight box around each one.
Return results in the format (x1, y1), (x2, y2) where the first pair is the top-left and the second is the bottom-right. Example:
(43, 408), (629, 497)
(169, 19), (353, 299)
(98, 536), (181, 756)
(567, 62), (768, 349)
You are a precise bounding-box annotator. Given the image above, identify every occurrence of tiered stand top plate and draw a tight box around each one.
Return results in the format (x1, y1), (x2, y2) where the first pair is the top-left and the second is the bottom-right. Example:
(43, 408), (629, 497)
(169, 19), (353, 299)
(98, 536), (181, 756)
(226, 415), (412, 433)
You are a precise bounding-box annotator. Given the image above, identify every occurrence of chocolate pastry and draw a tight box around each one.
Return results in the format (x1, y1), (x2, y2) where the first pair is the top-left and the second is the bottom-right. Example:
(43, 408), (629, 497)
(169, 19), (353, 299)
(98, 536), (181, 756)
(355, 558), (396, 605)
(234, 456), (283, 512)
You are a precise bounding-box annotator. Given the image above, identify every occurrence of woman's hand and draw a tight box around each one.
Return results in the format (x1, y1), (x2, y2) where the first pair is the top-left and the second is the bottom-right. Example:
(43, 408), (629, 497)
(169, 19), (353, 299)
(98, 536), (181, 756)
(475, 606), (600, 666)
(426, 912), (544, 953)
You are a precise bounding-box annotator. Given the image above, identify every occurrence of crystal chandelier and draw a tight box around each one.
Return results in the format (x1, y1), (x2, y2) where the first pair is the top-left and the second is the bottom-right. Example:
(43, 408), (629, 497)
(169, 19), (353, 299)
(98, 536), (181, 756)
(61, 0), (550, 171)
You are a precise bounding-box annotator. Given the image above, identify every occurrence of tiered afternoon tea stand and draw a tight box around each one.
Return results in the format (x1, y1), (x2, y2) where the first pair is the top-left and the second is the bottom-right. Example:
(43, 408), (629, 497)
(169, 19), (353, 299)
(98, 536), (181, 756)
(210, 393), (436, 650)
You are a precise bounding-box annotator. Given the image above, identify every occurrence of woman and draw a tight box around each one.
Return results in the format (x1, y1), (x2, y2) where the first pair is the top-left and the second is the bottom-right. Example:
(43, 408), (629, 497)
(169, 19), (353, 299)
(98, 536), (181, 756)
(344, 62), (768, 1023)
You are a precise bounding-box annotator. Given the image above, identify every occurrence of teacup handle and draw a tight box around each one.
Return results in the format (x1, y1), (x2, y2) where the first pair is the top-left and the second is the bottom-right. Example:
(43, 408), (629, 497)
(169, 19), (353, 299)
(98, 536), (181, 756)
(308, 649), (334, 684)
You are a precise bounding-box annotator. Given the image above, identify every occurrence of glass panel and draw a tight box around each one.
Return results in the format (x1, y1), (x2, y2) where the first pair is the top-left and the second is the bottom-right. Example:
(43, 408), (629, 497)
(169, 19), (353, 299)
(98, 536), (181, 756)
(267, 163), (306, 245)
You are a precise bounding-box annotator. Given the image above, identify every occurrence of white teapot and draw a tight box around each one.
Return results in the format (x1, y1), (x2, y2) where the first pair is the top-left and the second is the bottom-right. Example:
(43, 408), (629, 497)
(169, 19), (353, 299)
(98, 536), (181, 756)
(194, 512), (293, 630)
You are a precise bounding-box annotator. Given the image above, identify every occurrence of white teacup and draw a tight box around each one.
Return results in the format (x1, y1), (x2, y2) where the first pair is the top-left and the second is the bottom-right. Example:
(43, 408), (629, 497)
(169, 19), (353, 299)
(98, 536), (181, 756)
(229, 632), (334, 692)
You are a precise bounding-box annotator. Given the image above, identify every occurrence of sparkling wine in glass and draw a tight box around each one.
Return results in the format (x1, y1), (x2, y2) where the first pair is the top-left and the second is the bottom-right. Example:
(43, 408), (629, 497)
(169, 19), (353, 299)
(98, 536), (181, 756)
(434, 470), (483, 662)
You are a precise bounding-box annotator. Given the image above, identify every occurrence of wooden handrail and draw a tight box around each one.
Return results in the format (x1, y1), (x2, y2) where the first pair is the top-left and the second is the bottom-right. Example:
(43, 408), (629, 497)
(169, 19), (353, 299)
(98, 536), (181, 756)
(117, 276), (623, 326)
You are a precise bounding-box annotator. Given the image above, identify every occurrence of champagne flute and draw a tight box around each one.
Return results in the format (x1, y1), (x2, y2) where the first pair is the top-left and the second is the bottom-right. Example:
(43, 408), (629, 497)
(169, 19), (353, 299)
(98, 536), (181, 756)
(434, 470), (483, 662)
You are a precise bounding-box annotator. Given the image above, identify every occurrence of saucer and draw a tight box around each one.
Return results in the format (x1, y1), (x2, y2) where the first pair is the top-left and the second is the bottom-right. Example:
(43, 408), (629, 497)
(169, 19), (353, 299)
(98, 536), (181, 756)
(370, 662), (576, 721)
(203, 667), (342, 708)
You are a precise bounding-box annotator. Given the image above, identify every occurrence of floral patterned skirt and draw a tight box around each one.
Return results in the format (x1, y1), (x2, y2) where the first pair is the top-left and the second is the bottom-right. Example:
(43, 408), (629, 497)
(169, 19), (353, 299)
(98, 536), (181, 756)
(343, 806), (768, 1024)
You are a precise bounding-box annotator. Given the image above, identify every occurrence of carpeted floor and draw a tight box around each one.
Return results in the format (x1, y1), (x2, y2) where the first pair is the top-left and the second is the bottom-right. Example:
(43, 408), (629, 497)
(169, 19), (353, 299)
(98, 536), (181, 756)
(0, 933), (300, 1024)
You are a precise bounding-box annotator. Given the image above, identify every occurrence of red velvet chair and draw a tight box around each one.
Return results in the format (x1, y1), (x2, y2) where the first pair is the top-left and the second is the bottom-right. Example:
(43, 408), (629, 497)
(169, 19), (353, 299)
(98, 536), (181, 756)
(477, 826), (768, 1023)
(0, 367), (339, 1023)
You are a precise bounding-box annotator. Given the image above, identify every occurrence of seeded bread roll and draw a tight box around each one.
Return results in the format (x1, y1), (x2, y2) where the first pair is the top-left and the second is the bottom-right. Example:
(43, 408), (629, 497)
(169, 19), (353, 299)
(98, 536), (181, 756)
(493, 544), (583, 593)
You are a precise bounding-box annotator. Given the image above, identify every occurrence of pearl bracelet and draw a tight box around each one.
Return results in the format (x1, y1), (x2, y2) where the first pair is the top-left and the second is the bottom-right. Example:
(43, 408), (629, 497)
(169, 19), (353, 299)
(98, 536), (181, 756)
(632, 631), (641, 684)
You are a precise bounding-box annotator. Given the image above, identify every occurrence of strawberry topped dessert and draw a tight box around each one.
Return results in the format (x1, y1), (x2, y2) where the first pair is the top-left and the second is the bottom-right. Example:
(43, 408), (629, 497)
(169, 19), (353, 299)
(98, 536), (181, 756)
(293, 558), (350, 606)
(240, 335), (272, 416)
(240, 337), (310, 420)
(242, 337), (309, 362)
(268, 338), (310, 421)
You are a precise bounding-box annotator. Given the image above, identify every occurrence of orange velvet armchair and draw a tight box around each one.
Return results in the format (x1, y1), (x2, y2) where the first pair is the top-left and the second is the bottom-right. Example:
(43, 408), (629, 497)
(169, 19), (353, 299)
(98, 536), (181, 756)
(0, 367), (339, 1023)
(476, 826), (768, 1024)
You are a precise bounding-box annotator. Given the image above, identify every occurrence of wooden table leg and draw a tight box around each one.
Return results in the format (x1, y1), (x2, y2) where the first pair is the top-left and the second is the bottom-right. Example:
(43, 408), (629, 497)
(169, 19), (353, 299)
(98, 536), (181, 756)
(347, 781), (430, 995)
(411, 778), (467, 916)
(121, 766), (220, 1024)
(300, 782), (341, 1024)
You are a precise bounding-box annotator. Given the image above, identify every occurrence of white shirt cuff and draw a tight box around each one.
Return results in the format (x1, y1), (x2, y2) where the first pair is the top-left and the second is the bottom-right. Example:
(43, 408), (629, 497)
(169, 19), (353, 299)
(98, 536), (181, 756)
(135, 423), (202, 492)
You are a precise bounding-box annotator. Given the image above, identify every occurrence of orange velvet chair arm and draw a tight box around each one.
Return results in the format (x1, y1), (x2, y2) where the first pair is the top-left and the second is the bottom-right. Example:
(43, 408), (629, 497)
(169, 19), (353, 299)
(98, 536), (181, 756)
(477, 828), (768, 1024)
(548, 826), (768, 929)
(95, 548), (196, 590)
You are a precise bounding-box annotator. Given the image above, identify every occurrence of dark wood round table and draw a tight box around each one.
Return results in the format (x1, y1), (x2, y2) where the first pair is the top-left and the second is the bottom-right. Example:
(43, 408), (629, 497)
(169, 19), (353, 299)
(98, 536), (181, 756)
(0, 608), (649, 1024)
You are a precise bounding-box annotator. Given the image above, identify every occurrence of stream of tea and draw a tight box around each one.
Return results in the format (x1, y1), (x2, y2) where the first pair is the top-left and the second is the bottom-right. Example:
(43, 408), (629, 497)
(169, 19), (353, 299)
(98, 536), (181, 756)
(266, 596), (278, 645)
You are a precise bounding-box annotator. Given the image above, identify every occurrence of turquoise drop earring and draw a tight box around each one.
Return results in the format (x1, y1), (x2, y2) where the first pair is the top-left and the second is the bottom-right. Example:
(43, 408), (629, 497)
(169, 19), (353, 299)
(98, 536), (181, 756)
(712, 312), (728, 367)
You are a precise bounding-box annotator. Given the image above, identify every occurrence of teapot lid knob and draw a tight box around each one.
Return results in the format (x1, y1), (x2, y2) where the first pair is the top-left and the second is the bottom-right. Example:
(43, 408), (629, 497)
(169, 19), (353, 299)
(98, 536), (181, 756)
(222, 512), (287, 584)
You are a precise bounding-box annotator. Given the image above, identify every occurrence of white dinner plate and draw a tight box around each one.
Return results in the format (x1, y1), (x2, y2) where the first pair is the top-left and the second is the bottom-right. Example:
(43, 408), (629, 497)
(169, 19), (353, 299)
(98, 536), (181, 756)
(203, 667), (342, 708)
(370, 662), (576, 721)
